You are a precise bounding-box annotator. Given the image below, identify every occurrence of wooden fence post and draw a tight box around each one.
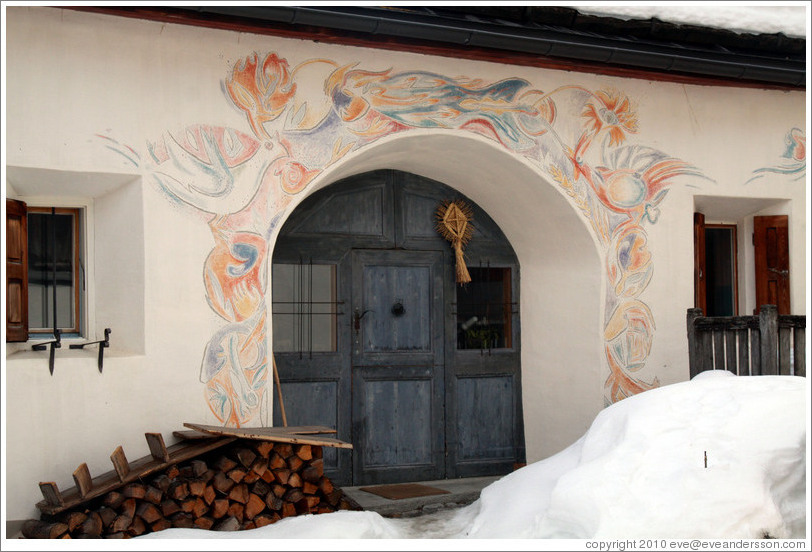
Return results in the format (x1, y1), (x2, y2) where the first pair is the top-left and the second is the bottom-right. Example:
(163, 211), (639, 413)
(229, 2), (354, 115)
(759, 305), (778, 376)
(687, 308), (704, 378)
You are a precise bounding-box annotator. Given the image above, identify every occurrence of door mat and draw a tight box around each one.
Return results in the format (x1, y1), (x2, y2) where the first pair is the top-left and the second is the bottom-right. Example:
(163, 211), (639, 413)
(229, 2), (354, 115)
(359, 483), (451, 500)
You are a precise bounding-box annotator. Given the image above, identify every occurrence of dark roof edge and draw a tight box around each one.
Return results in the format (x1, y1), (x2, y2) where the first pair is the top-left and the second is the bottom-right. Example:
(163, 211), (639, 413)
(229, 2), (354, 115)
(178, 6), (806, 88)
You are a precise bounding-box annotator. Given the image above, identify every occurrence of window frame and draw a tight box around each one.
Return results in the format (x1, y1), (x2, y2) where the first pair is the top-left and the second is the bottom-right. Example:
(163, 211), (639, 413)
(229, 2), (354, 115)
(26, 206), (83, 335)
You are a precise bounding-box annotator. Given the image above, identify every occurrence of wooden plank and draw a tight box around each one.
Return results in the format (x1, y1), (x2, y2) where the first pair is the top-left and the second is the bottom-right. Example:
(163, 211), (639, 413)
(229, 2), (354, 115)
(724, 329), (738, 375)
(183, 423), (352, 449)
(751, 328), (762, 375)
(712, 330), (726, 372)
(778, 327), (792, 375)
(73, 463), (93, 498)
(38, 482), (64, 506)
(36, 436), (237, 515)
(737, 328), (750, 376)
(793, 326), (805, 377)
(110, 446), (130, 482)
(145, 432), (170, 463)
(759, 305), (779, 375)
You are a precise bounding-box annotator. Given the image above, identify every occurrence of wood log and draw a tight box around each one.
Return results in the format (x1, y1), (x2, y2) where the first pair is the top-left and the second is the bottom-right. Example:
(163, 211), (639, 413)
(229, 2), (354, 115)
(283, 488), (305, 504)
(210, 499), (230, 519)
(325, 489), (343, 507)
(59, 510), (87, 532)
(250, 458), (269, 477)
(244, 493), (266, 520)
(188, 479), (207, 496)
(213, 516), (240, 531)
(151, 518), (172, 533)
(190, 459), (208, 477)
(120, 498), (137, 520)
(80, 511), (103, 537)
(127, 515), (147, 537)
(136, 502), (163, 524)
(318, 476), (334, 496)
(167, 481), (189, 501)
(274, 469), (291, 485)
(295, 444), (313, 461)
(274, 443), (294, 459)
(243, 520), (257, 530)
(98, 507), (117, 529)
(227, 502), (245, 523)
(287, 472), (303, 488)
(281, 503), (296, 518)
(212, 471), (236, 494)
(194, 516), (215, 530)
(243, 471), (260, 484)
(144, 485), (163, 505)
(254, 441), (274, 458)
(313, 446), (323, 459)
(122, 483), (146, 499)
(170, 512), (194, 528)
(202, 484), (216, 505)
(180, 497), (197, 513)
(287, 455), (304, 472)
(227, 467), (247, 483)
(271, 484), (287, 498)
(228, 484), (249, 504)
(110, 515), (132, 534)
(302, 464), (322, 484)
(213, 455), (238, 473)
(160, 499), (181, 517)
(305, 496), (320, 510)
(179, 465), (194, 479)
(103, 491), (124, 509)
(104, 532), (125, 539)
(264, 493), (283, 511)
(165, 465), (180, 479)
(22, 519), (69, 539)
(192, 498), (209, 519)
(251, 479), (271, 497)
(303, 481), (318, 495)
(260, 469), (275, 483)
(235, 447), (257, 468)
(268, 452), (287, 470)
(151, 474), (171, 492)
(253, 512), (280, 528)
(199, 469), (216, 483)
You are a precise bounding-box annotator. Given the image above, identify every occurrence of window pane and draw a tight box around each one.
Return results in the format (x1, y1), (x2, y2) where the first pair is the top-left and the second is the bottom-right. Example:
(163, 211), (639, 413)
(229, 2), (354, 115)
(705, 227), (736, 316)
(456, 267), (512, 350)
(28, 211), (76, 331)
(272, 264), (337, 353)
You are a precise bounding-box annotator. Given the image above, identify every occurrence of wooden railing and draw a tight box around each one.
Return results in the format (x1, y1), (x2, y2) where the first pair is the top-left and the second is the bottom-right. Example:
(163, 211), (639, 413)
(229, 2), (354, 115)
(687, 305), (806, 378)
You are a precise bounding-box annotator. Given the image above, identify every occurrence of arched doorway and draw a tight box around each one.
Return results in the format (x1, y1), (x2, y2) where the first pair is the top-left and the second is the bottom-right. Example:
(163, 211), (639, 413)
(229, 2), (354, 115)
(271, 169), (524, 486)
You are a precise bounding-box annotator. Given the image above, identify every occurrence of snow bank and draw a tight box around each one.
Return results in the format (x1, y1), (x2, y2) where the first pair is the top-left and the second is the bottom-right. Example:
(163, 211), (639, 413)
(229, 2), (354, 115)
(139, 373), (807, 541)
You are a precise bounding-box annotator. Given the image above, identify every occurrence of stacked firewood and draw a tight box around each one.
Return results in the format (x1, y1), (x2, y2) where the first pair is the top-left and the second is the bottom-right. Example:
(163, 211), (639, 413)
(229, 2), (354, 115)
(22, 439), (357, 538)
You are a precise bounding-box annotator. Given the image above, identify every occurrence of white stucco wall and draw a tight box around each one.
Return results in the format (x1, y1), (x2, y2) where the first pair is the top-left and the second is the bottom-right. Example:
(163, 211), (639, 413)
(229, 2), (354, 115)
(3, 7), (806, 522)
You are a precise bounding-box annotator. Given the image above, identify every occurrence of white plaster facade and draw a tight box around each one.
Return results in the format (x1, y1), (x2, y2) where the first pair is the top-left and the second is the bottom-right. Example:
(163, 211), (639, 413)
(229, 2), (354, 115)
(2, 7), (807, 523)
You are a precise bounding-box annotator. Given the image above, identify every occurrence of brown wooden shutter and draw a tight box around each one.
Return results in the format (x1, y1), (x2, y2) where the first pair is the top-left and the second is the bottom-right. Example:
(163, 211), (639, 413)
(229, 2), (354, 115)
(693, 212), (707, 314)
(754, 215), (790, 315)
(6, 198), (29, 342)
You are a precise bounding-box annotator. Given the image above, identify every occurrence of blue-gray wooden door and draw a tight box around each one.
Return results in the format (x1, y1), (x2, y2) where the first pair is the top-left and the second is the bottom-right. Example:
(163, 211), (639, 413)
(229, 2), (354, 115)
(351, 249), (446, 484)
(272, 169), (525, 487)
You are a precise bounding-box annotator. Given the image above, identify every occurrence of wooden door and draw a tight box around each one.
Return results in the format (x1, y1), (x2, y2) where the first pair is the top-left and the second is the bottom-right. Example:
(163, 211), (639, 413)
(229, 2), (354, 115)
(754, 215), (790, 314)
(6, 198), (29, 342)
(693, 212), (707, 314)
(351, 249), (445, 484)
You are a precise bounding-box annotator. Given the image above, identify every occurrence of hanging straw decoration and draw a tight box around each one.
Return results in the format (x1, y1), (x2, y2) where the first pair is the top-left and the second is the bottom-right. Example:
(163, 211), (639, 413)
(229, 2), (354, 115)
(435, 199), (474, 284)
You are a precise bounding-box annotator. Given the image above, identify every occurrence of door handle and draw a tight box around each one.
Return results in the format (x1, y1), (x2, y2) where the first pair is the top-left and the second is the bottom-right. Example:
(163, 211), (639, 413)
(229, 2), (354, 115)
(768, 268), (789, 277)
(353, 308), (372, 331)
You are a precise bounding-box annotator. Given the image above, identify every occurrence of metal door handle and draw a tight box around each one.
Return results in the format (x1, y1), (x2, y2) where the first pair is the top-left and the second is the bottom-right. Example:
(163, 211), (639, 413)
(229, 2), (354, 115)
(768, 268), (789, 276)
(353, 308), (371, 331)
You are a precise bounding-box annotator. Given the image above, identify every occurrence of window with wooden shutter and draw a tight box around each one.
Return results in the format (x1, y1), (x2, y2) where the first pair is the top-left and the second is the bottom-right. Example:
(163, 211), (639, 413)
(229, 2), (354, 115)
(6, 198), (29, 342)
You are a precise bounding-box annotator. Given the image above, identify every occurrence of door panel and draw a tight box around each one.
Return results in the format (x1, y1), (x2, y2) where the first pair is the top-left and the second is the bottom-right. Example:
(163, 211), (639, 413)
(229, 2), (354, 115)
(351, 249), (445, 484)
(754, 215), (790, 314)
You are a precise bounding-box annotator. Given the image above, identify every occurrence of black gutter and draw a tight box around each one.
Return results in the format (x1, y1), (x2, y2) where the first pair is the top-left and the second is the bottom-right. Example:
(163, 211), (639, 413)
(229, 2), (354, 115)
(175, 6), (805, 88)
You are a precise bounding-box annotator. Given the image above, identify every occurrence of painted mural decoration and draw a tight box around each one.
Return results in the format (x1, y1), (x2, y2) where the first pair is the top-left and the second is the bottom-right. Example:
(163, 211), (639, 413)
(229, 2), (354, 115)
(107, 52), (707, 424)
(746, 128), (806, 183)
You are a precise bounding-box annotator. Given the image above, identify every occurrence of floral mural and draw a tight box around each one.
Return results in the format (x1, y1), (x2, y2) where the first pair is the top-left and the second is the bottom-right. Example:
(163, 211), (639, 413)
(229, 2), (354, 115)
(747, 128), (806, 183)
(108, 52), (707, 424)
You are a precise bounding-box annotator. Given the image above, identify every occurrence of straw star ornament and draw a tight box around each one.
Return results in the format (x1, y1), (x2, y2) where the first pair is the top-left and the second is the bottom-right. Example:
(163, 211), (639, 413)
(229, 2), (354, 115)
(436, 200), (474, 284)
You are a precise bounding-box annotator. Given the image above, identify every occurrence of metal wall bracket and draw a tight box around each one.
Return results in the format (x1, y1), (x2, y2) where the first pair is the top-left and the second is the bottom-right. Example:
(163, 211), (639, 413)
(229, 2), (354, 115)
(32, 329), (62, 375)
(69, 328), (111, 373)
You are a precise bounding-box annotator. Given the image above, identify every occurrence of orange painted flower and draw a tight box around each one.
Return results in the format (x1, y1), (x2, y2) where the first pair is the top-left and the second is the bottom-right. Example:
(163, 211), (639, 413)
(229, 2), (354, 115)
(582, 90), (638, 146)
(226, 53), (296, 139)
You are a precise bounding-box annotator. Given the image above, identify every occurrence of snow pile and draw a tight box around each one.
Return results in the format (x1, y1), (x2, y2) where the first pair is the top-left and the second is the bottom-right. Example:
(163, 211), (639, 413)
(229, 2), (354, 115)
(141, 372), (807, 540)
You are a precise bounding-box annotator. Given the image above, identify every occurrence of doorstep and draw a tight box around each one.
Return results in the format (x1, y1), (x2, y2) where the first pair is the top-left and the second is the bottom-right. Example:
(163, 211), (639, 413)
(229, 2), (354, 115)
(341, 475), (502, 517)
